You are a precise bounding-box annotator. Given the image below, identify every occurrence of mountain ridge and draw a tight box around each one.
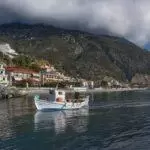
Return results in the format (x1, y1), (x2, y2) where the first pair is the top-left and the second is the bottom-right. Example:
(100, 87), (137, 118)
(0, 23), (150, 82)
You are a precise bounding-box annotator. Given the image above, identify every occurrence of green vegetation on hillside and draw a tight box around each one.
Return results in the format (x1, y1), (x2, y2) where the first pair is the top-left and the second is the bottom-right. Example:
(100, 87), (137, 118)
(0, 23), (150, 82)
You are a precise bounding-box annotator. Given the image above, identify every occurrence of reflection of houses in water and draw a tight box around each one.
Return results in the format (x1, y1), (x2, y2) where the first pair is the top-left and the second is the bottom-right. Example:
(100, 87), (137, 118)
(0, 100), (13, 139)
(0, 96), (35, 139)
(34, 109), (89, 134)
(0, 96), (36, 139)
(5, 96), (35, 118)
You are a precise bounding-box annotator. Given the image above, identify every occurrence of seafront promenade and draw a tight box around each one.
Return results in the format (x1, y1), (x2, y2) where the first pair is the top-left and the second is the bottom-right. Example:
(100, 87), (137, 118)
(19, 87), (148, 95)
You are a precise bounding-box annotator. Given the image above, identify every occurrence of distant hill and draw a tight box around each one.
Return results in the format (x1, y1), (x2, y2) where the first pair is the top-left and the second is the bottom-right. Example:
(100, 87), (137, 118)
(0, 23), (150, 82)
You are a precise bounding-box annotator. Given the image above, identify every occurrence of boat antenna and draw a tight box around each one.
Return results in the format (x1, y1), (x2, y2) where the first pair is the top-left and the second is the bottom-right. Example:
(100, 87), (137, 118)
(56, 82), (59, 90)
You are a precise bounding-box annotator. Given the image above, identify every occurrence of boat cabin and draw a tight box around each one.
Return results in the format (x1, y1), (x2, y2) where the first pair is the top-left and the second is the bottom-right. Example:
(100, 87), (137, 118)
(49, 89), (66, 103)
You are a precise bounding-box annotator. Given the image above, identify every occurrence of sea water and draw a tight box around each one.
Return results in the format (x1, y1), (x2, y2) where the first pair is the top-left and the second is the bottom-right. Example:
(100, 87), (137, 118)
(0, 90), (150, 150)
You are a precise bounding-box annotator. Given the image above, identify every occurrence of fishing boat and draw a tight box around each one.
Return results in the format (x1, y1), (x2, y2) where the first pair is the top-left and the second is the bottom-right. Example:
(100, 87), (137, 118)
(34, 89), (89, 111)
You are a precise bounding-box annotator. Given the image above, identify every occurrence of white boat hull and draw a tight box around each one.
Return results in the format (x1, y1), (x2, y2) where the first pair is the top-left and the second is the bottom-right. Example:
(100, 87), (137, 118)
(34, 97), (89, 111)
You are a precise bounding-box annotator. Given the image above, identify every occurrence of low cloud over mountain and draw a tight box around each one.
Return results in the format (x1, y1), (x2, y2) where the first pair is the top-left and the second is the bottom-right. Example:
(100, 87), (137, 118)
(1, 0), (150, 46)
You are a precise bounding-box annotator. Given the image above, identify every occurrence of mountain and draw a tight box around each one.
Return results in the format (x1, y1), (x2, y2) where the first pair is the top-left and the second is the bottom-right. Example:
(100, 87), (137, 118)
(0, 23), (150, 82)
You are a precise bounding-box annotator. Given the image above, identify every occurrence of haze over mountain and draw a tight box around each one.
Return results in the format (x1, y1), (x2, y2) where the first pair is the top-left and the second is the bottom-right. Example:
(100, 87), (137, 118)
(1, 0), (150, 46)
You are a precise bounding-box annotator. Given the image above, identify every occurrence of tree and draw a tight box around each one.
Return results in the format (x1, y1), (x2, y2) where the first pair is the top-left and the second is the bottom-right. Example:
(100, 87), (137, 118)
(29, 63), (41, 71)
(101, 80), (108, 88)
(12, 55), (35, 67)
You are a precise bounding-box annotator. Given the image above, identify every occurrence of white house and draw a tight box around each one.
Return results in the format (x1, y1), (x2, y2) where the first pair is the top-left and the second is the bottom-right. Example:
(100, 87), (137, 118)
(0, 63), (9, 86)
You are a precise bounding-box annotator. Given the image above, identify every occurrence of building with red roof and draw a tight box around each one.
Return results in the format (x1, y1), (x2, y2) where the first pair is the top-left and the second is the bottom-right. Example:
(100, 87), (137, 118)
(5, 66), (41, 86)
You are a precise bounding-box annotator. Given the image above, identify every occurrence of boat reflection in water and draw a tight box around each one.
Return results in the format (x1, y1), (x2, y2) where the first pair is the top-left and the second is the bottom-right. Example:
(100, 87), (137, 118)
(34, 109), (89, 134)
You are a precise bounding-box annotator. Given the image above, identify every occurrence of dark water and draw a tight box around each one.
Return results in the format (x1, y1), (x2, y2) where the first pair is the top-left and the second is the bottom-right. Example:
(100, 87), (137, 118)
(1, 90), (150, 150)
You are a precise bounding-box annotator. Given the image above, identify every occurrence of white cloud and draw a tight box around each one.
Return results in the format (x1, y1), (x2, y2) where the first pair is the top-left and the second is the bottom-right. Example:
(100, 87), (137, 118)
(0, 0), (150, 46)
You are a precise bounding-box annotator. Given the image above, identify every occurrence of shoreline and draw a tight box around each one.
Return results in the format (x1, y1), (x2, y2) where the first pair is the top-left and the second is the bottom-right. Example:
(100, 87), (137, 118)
(19, 87), (149, 95)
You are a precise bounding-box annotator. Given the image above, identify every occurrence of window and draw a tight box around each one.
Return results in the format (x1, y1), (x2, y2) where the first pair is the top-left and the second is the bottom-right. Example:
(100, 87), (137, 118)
(58, 92), (62, 95)
(49, 90), (54, 94)
(0, 70), (3, 74)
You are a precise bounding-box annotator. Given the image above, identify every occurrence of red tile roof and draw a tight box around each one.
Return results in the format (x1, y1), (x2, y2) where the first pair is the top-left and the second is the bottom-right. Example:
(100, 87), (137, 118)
(5, 67), (39, 74)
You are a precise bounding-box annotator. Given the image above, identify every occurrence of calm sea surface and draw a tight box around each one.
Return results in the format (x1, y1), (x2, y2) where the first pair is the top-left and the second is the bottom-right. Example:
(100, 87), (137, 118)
(0, 90), (150, 150)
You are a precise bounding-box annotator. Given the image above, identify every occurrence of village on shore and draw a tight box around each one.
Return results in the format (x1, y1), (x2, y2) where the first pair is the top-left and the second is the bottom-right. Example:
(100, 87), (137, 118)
(0, 60), (147, 92)
(0, 61), (94, 88)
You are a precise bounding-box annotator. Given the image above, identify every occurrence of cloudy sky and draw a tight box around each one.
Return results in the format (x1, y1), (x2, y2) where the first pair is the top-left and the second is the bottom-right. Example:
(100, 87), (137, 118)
(0, 0), (150, 47)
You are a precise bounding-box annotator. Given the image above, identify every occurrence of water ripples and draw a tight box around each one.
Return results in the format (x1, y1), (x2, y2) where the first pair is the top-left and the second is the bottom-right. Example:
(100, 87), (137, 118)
(1, 91), (150, 149)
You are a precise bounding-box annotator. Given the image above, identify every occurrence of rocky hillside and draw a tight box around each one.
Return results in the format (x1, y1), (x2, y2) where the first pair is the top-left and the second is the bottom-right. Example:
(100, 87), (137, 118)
(0, 23), (150, 82)
(131, 74), (150, 86)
